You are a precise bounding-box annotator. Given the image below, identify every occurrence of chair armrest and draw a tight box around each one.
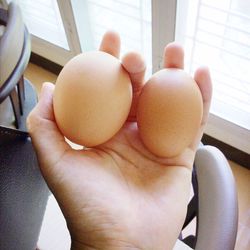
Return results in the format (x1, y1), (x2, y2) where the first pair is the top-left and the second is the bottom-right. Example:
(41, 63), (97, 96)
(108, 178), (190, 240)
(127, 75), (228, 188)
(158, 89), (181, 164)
(194, 146), (238, 250)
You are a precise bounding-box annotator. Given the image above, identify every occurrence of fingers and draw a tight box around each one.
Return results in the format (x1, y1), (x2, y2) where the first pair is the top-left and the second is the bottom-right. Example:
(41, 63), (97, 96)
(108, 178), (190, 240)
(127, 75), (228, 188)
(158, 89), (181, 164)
(27, 82), (70, 175)
(163, 42), (184, 69)
(122, 52), (146, 121)
(163, 43), (212, 152)
(99, 30), (120, 58)
(122, 42), (184, 122)
(122, 52), (146, 91)
(190, 67), (213, 150)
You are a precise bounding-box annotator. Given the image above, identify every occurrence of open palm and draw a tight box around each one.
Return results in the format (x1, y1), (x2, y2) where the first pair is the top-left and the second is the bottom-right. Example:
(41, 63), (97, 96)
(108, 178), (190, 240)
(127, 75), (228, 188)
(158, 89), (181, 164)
(28, 31), (212, 250)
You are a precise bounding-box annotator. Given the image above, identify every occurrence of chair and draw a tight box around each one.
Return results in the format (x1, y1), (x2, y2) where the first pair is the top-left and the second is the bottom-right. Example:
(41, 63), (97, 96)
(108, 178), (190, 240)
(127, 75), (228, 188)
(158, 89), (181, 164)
(0, 125), (50, 250)
(0, 2), (49, 250)
(181, 145), (238, 250)
(0, 1), (31, 129)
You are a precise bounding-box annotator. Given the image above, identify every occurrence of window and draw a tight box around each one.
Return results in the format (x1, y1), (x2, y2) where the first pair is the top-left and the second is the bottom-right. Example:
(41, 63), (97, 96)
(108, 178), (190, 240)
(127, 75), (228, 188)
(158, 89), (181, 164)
(71, 0), (152, 77)
(10, 0), (250, 153)
(14, 0), (152, 74)
(17, 0), (69, 49)
(175, 0), (250, 153)
(13, 0), (81, 65)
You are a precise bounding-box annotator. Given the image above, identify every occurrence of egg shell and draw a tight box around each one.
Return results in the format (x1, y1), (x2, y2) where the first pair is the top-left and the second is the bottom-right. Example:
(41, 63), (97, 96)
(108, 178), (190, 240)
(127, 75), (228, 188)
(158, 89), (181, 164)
(53, 51), (132, 147)
(137, 69), (203, 158)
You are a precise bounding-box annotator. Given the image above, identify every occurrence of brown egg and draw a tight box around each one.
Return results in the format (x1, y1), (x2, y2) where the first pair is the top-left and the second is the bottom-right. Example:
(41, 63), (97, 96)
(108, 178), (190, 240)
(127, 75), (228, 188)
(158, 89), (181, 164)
(137, 69), (203, 158)
(53, 51), (132, 147)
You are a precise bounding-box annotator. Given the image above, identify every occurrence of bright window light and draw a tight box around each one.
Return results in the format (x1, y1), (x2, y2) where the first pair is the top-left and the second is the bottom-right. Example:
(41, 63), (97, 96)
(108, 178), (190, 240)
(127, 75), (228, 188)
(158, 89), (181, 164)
(17, 0), (69, 50)
(176, 0), (250, 131)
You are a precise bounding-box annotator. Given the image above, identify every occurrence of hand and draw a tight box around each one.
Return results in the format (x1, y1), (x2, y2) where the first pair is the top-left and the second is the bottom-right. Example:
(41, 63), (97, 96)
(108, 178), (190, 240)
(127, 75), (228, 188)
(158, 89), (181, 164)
(27, 31), (212, 250)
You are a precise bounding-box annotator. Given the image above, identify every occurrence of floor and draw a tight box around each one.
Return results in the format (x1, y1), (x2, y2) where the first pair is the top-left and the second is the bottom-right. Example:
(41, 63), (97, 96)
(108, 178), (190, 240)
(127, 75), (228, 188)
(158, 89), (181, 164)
(24, 63), (250, 250)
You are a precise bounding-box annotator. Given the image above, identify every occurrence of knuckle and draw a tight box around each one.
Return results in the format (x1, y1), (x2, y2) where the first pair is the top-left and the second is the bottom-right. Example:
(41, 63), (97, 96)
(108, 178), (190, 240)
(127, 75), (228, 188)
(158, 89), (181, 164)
(26, 108), (41, 134)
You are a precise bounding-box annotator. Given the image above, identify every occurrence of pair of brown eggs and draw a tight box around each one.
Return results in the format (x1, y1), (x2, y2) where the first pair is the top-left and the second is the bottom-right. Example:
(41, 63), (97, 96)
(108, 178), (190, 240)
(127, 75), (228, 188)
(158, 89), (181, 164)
(53, 51), (203, 158)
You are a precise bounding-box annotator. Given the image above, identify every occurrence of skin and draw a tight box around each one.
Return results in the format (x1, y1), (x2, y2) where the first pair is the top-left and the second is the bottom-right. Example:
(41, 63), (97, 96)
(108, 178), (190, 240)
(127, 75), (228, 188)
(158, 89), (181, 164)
(27, 31), (212, 250)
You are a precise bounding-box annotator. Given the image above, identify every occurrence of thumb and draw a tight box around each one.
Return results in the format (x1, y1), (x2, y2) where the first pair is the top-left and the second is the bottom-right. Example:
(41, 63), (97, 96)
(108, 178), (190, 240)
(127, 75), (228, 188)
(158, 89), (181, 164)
(27, 82), (70, 178)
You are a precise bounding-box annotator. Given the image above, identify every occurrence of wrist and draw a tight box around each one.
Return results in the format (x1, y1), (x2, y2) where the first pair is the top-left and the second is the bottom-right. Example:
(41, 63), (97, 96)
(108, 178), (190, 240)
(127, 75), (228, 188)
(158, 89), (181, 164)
(71, 241), (96, 250)
(69, 224), (142, 250)
(71, 241), (141, 250)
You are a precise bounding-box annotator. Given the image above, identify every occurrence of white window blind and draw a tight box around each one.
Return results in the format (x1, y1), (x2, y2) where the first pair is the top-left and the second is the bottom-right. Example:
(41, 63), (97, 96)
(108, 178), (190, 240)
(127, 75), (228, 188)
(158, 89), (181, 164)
(11, 0), (81, 65)
(14, 0), (152, 71)
(176, 0), (250, 153)
(16, 0), (69, 50)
